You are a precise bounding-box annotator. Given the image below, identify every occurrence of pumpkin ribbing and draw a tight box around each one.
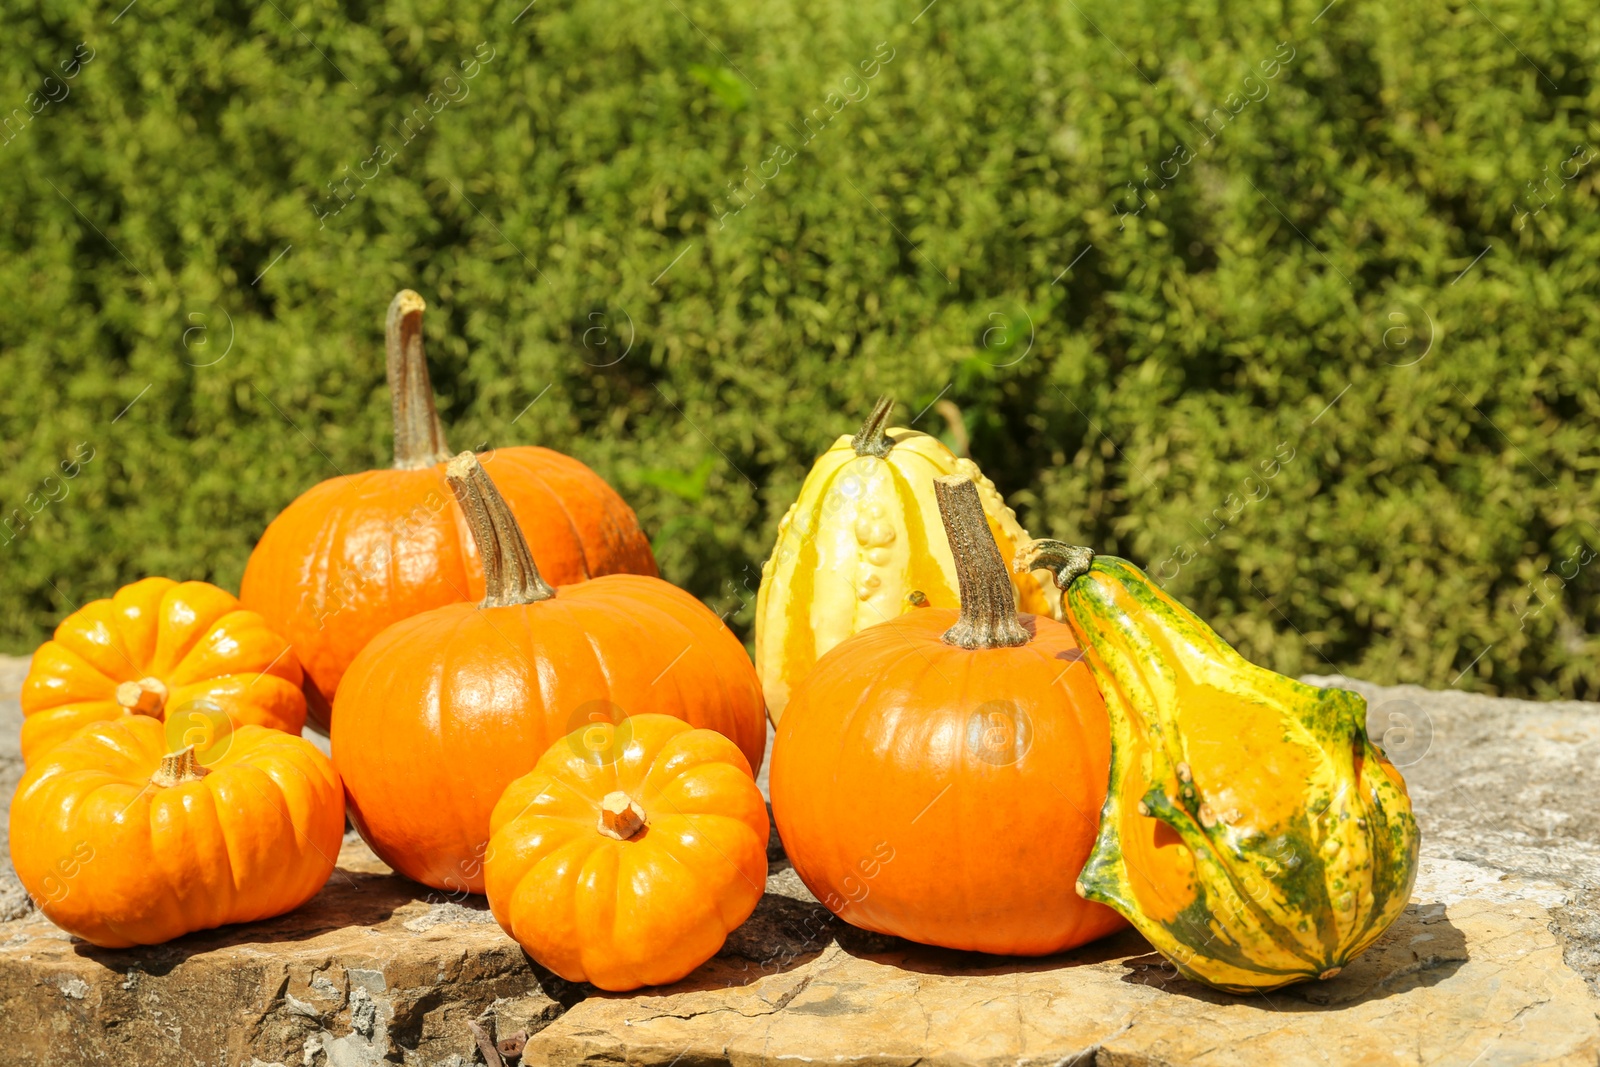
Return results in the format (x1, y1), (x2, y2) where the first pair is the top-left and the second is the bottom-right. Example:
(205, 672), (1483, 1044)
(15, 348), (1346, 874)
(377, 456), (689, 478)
(486, 715), (769, 990)
(10, 718), (344, 947)
(20, 577), (307, 765)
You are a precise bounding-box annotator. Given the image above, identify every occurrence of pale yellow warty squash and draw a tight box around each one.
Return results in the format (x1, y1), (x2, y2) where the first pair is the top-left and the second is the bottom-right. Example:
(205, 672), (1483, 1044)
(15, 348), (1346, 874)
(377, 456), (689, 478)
(754, 397), (1058, 723)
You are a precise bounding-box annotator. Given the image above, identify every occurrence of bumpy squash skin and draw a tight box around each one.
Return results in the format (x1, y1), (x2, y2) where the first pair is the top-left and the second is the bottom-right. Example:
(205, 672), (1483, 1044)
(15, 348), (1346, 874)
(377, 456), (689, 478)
(755, 423), (1057, 723)
(1057, 555), (1419, 993)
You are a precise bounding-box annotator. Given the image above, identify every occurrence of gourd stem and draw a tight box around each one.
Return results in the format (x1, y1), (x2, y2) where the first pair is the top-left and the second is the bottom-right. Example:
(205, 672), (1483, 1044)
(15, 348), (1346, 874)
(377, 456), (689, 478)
(151, 746), (209, 788)
(850, 396), (896, 458)
(444, 451), (555, 607)
(934, 475), (1030, 649)
(387, 289), (452, 470)
(1016, 539), (1096, 591)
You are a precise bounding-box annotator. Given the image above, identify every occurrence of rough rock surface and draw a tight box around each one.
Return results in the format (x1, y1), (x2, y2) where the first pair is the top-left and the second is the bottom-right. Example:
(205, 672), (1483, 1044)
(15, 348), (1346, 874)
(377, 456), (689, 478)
(0, 658), (1596, 1065)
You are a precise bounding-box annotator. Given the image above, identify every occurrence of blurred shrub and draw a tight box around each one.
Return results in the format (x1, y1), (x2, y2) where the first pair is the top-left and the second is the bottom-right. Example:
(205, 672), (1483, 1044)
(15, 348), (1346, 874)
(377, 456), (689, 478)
(1, 0), (1597, 698)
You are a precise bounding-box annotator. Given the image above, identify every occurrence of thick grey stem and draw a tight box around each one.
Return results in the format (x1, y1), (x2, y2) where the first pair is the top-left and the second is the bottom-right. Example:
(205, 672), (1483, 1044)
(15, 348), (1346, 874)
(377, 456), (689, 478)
(851, 396), (896, 458)
(445, 452), (555, 607)
(387, 290), (451, 469)
(934, 475), (1030, 649)
(1016, 539), (1096, 591)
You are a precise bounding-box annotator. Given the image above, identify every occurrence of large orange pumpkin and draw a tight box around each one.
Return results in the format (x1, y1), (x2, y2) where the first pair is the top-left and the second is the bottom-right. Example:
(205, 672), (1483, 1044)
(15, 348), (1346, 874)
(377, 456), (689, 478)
(20, 577), (305, 766)
(240, 290), (657, 729)
(8, 716), (344, 947)
(485, 714), (769, 991)
(770, 475), (1124, 955)
(331, 452), (766, 894)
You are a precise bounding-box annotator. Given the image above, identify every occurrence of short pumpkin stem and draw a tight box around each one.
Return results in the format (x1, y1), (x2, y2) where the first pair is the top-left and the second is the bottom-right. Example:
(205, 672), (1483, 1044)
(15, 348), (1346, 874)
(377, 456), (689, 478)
(387, 289), (452, 470)
(597, 791), (647, 841)
(116, 677), (168, 717)
(934, 475), (1029, 649)
(151, 745), (209, 788)
(851, 396), (896, 458)
(1017, 539), (1096, 591)
(445, 451), (555, 608)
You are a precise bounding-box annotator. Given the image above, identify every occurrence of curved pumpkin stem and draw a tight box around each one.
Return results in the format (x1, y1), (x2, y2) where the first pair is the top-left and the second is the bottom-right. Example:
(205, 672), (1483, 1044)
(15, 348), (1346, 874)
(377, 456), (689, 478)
(151, 745), (209, 788)
(850, 395), (896, 458)
(445, 451), (555, 607)
(934, 475), (1029, 649)
(387, 289), (452, 470)
(1016, 539), (1096, 591)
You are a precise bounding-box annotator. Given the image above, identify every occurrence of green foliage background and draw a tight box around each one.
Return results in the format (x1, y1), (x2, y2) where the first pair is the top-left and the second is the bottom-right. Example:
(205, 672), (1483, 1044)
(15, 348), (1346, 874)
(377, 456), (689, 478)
(2, 0), (1597, 698)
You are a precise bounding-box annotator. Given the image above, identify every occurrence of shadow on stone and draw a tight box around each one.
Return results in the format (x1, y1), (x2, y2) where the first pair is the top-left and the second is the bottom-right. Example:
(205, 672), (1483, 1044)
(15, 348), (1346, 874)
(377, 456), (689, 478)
(1111, 900), (1470, 1010)
(66, 863), (427, 972)
(630, 892), (842, 995)
(839, 923), (1156, 976)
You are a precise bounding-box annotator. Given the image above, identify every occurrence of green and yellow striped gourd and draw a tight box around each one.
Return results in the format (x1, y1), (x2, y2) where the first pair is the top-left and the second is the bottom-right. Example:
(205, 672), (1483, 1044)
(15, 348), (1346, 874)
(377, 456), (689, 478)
(1021, 540), (1420, 993)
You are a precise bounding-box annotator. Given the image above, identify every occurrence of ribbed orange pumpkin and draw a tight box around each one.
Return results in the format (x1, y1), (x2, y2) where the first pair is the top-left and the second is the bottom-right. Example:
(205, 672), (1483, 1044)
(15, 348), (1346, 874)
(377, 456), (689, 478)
(485, 714), (769, 991)
(770, 475), (1124, 955)
(331, 452), (766, 894)
(20, 577), (305, 766)
(8, 716), (344, 947)
(240, 290), (656, 729)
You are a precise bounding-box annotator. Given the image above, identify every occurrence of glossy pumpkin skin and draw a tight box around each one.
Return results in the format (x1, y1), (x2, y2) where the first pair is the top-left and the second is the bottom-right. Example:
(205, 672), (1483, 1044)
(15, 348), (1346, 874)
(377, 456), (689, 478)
(1057, 554), (1419, 992)
(21, 577), (306, 766)
(485, 715), (768, 991)
(241, 445), (657, 727)
(770, 608), (1125, 955)
(331, 575), (766, 895)
(8, 716), (344, 948)
(755, 426), (1058, 724)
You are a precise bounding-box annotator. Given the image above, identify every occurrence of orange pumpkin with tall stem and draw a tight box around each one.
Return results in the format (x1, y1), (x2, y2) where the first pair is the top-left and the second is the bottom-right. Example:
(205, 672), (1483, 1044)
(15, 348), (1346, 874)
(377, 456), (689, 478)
(331, 452), (765, 894)
(770, 474), (1124, 955)
(241, 290), (656, 729)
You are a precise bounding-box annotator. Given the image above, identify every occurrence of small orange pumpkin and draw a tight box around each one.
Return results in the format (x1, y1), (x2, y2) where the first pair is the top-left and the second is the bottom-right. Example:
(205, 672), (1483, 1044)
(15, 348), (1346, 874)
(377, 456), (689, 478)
(331, 452), (766, 894)
(8, 716), (344, 947)
(241, 290), (657, 728)
(20, 577), (305, 766)
(485, 714), (769, 990)
(770, 475), (1124, 955)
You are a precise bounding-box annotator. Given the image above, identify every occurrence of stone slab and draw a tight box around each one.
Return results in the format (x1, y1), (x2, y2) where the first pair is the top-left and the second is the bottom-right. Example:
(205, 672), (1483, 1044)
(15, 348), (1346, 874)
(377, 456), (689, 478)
(0, 659), (1596, 1066)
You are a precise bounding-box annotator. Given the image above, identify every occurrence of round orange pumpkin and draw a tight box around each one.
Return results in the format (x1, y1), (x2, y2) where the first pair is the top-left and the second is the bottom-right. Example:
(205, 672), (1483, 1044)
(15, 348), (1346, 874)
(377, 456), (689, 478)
(769, 474), (1125, 956)
(240, 290), (657, 729)
(20, 577), (306, 766)
(331, 452), (766, 895)
(8, 716), (344, 947)
(485, 714), (769, 990)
